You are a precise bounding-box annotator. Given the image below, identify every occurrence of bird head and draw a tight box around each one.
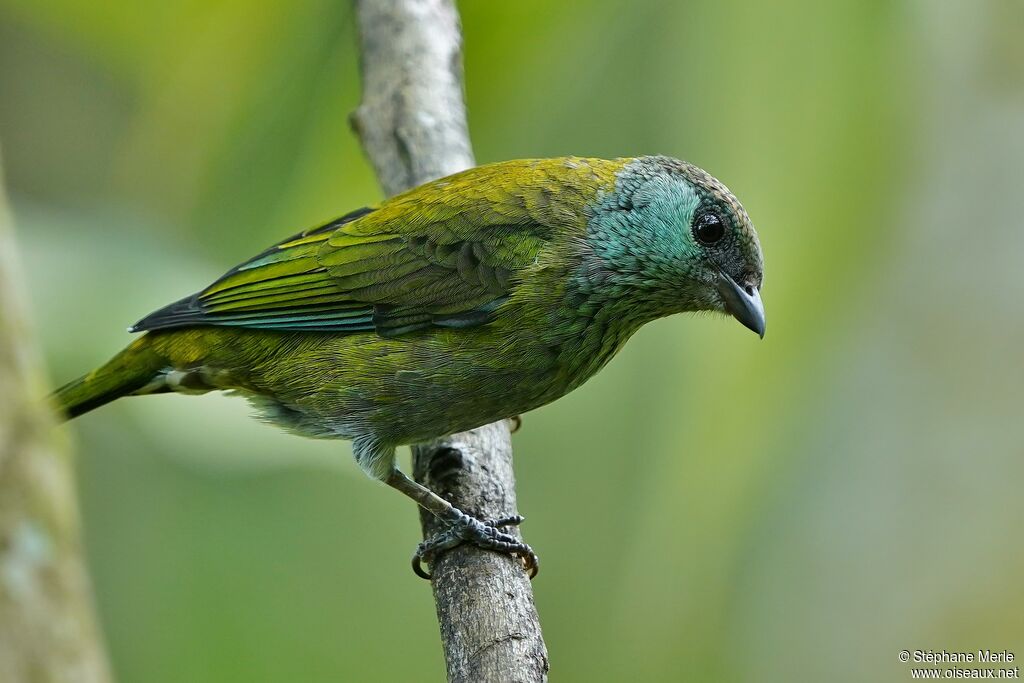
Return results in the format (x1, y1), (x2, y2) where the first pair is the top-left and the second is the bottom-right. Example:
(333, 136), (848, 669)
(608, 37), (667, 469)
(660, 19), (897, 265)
(587, 156), (765, 337)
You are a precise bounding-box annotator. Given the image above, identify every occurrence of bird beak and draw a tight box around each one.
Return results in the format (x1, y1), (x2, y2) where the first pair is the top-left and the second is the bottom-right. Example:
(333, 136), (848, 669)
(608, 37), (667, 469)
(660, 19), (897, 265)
(716, 271), (765, 338)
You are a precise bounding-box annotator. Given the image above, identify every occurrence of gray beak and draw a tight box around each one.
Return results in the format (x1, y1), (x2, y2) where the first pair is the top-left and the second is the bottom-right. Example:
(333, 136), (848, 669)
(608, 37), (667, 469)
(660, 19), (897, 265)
(716, 271), (765, 338)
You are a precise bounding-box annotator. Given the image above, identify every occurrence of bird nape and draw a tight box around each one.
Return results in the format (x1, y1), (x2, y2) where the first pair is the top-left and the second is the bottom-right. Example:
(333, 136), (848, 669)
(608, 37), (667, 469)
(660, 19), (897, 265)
(52, 155), (765, 578)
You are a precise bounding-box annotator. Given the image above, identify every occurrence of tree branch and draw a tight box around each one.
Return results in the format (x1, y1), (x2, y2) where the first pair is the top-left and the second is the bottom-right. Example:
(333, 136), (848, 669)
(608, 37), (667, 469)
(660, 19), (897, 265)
(351, 1), (548, 681)
(0, 147), (112, 681)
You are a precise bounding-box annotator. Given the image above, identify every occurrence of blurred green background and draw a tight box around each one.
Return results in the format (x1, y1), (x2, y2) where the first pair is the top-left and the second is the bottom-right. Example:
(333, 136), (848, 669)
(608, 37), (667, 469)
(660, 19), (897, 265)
(2, 0), (1022, 681)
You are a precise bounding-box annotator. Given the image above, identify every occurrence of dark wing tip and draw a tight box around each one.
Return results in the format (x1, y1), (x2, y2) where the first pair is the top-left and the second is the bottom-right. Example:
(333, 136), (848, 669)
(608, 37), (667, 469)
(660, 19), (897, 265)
(129, 206), (378, 334)
(130, 294), (206, 333)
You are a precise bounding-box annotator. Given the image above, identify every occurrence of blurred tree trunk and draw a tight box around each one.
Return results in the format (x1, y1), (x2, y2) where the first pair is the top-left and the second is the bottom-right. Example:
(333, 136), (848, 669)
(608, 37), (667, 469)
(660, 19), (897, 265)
(351, 1), (548, 681)
(0, 147), (112, 682)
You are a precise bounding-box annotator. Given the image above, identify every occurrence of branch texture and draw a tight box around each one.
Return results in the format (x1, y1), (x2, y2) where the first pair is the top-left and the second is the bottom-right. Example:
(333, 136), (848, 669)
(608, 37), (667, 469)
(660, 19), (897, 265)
(0, 150), (112, 682)
(352, 1), (548, 681)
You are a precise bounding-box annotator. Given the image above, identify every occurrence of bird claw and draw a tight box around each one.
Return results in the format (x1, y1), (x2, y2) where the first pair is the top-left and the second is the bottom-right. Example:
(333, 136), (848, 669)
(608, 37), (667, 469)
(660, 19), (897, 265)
(412, 510), (539, 580)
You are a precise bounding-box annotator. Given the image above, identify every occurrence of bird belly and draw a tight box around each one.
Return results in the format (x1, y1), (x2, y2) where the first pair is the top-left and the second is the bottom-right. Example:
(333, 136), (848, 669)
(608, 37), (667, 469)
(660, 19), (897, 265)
(325, 356), (566, 445)
(147, 312), (630, 447)
(172, 327), (571, 446)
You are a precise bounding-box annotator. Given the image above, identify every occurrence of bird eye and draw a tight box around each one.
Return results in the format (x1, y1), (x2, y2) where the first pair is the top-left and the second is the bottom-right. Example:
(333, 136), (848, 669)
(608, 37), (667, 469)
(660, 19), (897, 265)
(692, 210), (725, 245)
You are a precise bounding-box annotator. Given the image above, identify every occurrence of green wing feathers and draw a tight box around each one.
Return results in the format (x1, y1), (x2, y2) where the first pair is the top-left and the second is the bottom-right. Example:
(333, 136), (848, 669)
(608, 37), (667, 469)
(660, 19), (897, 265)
(132, 157), (619, 336)
(130, 207), (376, 332)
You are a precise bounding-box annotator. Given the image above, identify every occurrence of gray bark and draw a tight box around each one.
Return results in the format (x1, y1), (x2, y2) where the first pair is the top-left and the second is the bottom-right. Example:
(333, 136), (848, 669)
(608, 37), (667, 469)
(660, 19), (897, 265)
(0, 149), (112, 681)
(351, 1), (548, 681)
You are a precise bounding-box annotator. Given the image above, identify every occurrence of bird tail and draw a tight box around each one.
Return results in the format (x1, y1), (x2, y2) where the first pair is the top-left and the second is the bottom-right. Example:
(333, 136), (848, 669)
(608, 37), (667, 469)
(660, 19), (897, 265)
(52, 335), (167, 421)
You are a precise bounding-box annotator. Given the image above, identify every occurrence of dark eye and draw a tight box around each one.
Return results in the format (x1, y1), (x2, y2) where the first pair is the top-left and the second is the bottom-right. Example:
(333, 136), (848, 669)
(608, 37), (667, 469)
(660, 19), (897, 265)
(692, 210), (725, 245)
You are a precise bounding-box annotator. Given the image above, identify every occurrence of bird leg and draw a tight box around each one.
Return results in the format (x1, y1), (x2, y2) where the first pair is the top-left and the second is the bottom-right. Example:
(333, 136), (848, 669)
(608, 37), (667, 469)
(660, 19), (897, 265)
(385, 469), (539, 580)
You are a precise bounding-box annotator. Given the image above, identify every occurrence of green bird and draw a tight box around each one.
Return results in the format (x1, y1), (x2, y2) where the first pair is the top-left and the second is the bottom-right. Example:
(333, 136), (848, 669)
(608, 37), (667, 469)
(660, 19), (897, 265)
(53, 156), (764, 576)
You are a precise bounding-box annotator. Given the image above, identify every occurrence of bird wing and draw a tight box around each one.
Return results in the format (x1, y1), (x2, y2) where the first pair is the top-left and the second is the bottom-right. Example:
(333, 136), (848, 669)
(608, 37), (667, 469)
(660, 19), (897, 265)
(131, 159), (604, 336)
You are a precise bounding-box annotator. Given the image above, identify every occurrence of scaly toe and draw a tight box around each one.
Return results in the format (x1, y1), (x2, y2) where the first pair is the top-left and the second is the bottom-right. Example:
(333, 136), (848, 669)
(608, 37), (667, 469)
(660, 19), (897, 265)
(411, 508), (538, 580)
(483, 514), (525, 529)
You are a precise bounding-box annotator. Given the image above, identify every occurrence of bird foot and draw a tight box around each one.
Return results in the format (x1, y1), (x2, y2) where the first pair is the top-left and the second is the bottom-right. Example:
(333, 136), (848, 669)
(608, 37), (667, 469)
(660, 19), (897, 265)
(412, 509), (539, 580)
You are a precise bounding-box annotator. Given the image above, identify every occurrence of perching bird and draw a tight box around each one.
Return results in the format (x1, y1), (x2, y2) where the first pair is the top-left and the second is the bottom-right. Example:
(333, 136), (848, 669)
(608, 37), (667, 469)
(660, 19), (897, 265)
(53, 156), (764, 577)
